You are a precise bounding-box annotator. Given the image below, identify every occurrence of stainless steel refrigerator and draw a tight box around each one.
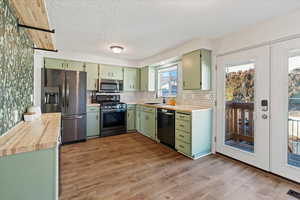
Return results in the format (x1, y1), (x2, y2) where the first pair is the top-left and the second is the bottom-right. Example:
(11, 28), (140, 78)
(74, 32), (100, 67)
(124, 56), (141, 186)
(41, 68), (87, 144)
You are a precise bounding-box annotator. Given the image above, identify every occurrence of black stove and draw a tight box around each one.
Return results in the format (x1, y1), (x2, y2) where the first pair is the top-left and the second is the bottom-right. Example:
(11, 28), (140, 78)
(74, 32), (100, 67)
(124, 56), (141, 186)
(100, 102), (127, 110)
(92, 94), (127, 137)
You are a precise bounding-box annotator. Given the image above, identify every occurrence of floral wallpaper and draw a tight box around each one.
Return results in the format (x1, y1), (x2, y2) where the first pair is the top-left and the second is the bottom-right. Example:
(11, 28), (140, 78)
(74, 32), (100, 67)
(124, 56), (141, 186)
(0, 0), (34, 135)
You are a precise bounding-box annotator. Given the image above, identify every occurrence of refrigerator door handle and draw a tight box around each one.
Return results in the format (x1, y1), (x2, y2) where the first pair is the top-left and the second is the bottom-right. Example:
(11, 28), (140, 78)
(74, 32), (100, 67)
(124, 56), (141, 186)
(66, 80), (70, 108)
(64, 115), (83, 120)
(61, 84), (65, 108)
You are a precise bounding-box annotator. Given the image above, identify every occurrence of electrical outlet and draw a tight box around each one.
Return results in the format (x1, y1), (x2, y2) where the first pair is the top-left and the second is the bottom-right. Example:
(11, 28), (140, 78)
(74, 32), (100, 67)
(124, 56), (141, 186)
(14, 110), (19, 123)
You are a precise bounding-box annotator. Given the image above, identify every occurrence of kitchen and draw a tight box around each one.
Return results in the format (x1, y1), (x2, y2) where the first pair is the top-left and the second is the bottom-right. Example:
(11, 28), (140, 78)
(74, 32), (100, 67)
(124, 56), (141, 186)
(41, 52), (212, 158)
(1, 0), (300, 200)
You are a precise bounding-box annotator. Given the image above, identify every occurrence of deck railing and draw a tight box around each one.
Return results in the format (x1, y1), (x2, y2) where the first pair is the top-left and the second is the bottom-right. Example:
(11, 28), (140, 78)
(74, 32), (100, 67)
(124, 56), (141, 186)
(225, 102), (254, 144)
(225, 102), (300, 155)
(288, 118), (300, 154)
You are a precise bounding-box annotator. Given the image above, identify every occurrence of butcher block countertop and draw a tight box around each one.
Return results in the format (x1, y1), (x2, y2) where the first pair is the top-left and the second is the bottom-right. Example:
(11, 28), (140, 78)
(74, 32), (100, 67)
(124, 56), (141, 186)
(135, 103), (212, 112)
(87, 104), (100, 107)
(0, 113), (61, 157)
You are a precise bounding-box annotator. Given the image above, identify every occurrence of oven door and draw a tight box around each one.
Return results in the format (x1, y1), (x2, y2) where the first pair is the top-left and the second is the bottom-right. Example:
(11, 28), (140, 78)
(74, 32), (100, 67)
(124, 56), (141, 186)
(100, 109), (126, 136)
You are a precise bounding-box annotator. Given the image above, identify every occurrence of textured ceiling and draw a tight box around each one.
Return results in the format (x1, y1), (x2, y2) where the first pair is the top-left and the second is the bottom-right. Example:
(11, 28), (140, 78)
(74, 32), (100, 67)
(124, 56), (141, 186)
(46, 0), (300, 61)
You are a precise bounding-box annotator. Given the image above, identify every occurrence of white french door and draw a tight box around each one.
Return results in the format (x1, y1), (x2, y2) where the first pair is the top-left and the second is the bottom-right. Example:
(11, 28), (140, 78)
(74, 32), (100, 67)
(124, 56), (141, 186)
(271, 38), (300, 183)
(216, 46), (270, 170)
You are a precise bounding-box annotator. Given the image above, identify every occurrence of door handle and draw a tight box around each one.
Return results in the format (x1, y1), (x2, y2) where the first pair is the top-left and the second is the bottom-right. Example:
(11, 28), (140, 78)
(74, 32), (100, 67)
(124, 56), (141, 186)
(66, 81), (70, 108)
(61, 85), (65, 108)
(163, 113), (174, 116)
(64, 116), (83, 120)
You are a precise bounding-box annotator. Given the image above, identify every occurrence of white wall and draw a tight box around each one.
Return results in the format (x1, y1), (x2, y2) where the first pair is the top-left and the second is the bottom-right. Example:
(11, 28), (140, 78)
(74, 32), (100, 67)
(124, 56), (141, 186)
(213, 8), (300, 55)
(138, 37), (214, 66)
(33, 52), (44, 106)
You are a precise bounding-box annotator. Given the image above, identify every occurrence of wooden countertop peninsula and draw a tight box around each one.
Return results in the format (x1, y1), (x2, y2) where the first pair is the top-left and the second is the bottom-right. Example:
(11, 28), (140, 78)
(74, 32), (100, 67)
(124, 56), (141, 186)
(0, 113), (61, 157)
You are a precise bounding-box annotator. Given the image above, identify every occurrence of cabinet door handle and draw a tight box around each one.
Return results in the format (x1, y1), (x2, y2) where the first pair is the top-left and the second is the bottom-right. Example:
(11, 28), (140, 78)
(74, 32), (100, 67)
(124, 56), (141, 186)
(179, 145), (184, 148)
(179, 134), (184, 138)
(180, 124), (184, 127)
(96, 115), (98, 120)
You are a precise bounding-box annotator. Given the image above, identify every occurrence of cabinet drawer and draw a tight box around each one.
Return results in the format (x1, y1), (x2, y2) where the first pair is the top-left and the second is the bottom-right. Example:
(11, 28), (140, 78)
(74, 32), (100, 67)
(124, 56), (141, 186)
(176, 112), (191, 121)
(175, 130), (191, 143)
(142, 106), (156, 113)
(176, 119), (191, 133)
(87, 106), (99, 112)
(127, 104), (136, 109)
(176, 139), (191, 155)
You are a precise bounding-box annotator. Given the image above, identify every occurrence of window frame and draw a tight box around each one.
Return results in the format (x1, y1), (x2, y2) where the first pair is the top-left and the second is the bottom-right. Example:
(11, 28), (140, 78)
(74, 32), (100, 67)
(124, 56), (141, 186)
(156, 64), (178, 98)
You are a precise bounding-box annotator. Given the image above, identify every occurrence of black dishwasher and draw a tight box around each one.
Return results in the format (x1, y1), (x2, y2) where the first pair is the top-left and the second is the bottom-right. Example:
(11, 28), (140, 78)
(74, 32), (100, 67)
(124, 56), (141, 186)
(157, 108), (175, 148)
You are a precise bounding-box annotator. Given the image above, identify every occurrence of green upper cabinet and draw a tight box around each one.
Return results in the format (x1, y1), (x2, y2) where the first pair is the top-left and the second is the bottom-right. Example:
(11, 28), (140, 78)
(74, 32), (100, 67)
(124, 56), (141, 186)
(66, 60), (84, 71)
(140, 66), (155, 92)
(182, 49), (212, 90)
(44, 58), (84, 71)
(124, 68), (140, 91)
(44, 58), (65, 70)
(100, 64), (123, 80)
(86, 63), (99, 91)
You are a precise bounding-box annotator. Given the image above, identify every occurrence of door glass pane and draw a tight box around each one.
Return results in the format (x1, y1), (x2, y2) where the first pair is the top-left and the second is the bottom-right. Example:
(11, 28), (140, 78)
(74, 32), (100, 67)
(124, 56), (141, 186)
(225, 63), (255, 153)
(288, 55), (300, 168)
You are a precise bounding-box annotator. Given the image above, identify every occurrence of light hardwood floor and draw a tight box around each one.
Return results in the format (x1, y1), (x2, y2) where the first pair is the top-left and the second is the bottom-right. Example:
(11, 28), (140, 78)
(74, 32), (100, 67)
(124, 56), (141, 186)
(60, 133), (300, 200)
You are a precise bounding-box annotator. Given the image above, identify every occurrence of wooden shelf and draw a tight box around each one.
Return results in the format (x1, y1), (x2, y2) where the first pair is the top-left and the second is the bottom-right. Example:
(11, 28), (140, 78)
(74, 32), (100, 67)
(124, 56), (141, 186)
(10, 0), (54, 50)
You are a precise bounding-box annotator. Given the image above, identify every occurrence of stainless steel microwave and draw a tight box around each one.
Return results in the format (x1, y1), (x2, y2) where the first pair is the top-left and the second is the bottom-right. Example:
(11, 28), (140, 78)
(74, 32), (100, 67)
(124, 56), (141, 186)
(99, 79), (123, 93)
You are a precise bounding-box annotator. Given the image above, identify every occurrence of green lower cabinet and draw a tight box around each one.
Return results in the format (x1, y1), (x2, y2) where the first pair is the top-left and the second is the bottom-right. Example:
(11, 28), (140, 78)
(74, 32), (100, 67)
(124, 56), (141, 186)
(0, 147), (59, 200)
(136, 105), (141, 133)
(140, 106), (156, 140)
(127, 105), (136, 131)
(175, 109), (212, 159)
(87, 106), (100, 137)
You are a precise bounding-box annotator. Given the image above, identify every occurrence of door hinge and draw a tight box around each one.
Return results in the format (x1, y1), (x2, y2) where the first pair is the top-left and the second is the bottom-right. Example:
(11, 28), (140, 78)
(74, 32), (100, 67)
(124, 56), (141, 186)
(214, 136), (217, 143)
(215, 65), (217, 71)
(214, 100), (217, 107)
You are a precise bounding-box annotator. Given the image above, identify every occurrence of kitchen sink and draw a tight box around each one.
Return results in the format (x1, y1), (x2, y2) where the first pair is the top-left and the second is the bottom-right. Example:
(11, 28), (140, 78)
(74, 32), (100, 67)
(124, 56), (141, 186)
(144, 102), (161, 105)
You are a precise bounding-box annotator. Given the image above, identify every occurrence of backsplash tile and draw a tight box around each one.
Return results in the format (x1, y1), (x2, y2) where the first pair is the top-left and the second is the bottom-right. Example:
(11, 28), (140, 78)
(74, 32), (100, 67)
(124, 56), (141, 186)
(0, 0), (34, 135)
